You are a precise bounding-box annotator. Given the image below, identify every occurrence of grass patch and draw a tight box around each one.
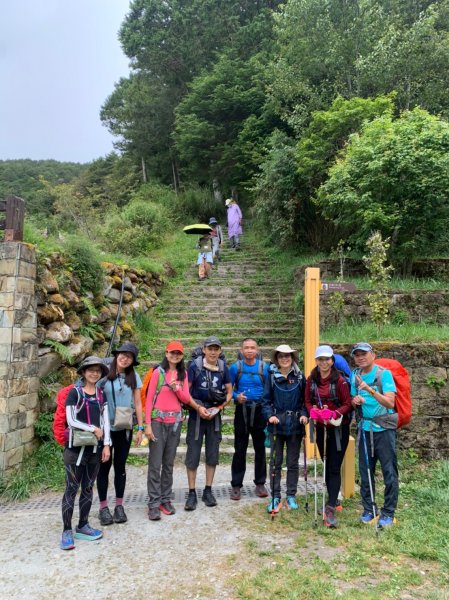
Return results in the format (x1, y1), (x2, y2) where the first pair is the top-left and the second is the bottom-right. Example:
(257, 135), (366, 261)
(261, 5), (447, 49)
(231, 454), (449, 599)
(321, 321), (449, 343)
(346, 276), (448, 291)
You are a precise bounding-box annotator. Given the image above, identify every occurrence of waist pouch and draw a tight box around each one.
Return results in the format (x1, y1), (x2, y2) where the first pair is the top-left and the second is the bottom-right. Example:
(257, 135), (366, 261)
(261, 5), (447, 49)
(207, 388), (226, 407)
(72, 429), (98, 447)
(113, 406), (133, 430)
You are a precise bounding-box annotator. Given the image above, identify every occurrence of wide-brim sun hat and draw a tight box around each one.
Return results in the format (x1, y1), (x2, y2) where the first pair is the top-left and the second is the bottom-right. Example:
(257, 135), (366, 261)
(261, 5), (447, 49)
(315, 345), (334, 359)
(112, 342), (140, 366)
(271, 344), (299, 364)
(351, 342), (373, 356)
(166, 340), (184, 353)
(77, 356), (109, 378)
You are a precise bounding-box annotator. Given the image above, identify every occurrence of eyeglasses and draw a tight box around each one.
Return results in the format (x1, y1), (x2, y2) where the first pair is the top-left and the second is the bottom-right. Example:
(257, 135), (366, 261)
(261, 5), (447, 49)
(277, 353), (292, 359)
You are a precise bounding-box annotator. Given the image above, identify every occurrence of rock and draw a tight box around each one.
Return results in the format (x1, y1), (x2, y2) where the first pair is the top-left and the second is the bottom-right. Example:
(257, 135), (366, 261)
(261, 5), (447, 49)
(122, 291), (133, 303)
(46, 322), (73, 343)
(123, 276), (133, 291)
(47, 293), (66, 306)
(66, 335), (94, 362)
(38, 352), (62, 377)
(62, 288), (83, 310)
(107, 288), (122, 304)
(59, 367), (78, 387)
(40, 268), (59, 293)
(65, 312), (82, 331)
(37, 304), (64, 324)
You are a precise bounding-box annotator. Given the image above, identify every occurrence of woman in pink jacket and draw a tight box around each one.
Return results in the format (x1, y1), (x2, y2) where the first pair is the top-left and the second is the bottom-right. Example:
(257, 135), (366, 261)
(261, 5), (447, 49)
(145, 341), (203, 520)
(226, 198), (243, 250)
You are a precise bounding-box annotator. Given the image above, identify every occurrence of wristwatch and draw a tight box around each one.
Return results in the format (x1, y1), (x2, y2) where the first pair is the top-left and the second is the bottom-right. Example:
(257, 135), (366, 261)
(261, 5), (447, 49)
(137, 425), (144, 431)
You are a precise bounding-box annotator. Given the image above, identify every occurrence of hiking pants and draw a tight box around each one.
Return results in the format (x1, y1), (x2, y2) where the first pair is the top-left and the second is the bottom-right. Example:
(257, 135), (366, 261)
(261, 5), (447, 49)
(147, 420), (182, 508)
(97, 429), (133, 502)
(230, 234), (240, 249)
(315, 424), (350, 507)
(231, 403), (267, 488)
(358, 429), (398, 517)
(269, 432), (302, 498)
(62, 448), (101, 531)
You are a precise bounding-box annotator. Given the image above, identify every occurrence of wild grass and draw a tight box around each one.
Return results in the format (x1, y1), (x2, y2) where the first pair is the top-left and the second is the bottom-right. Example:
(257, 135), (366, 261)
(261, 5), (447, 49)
(321, 321), (449, 343)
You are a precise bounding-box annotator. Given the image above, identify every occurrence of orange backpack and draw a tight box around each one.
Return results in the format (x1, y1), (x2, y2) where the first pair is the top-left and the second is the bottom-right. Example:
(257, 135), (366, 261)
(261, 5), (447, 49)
(140, 367), (166, 418)
(374, 358), (412, 428)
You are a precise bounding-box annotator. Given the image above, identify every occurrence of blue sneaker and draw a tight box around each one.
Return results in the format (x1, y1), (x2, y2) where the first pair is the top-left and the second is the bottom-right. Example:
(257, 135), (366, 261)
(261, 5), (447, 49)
(286, 496), (299, 510)
(266, 498), (281, 513)
(378, 513), (396, 528)
(60, 529), (75, 550)
(360, 510), (376, 524)
(74, 523), (103, 541)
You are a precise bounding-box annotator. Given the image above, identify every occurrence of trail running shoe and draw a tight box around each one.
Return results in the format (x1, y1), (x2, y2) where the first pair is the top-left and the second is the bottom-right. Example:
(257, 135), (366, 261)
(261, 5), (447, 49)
(184, 490), (198, 511)
(378, 513), (397, 528)
(202, 488), (217, 507)
(255, 484), (269, 498)
(98, 507), (114, 526)
(60, 529), (75, 550)
(324, 505), (338, 528)
(113, 505), (128, 523)
(159, 502), (176, 515)
(148, 506), (161, 521)
(360, 510), (376, 524)
(74, 523), (103, 541)
(266, 497), (282, 513)
(286, 496), (299, 510)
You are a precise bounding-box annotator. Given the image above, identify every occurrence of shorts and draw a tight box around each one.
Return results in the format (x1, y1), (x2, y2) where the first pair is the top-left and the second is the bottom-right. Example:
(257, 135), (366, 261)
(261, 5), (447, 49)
(185, 415), (222, 469)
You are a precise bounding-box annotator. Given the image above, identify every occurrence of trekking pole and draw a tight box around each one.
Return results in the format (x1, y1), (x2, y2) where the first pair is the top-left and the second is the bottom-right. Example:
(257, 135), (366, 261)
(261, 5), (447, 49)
(303, 435), (309, 513)
(361, 424), (379, 536)
(313, 422), (318, 528)
(322, 426), (327, 523)
(270, 425), (277, 521)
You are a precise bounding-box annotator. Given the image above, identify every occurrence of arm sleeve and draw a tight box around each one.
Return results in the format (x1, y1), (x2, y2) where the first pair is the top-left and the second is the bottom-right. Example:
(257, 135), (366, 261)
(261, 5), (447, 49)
(102, 401), (111, 445)
(66, 398), (95, 433)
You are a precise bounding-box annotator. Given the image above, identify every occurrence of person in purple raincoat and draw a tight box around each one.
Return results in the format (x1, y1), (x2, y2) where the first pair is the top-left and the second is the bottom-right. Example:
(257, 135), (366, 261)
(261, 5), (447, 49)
(225, 198), (243, 250)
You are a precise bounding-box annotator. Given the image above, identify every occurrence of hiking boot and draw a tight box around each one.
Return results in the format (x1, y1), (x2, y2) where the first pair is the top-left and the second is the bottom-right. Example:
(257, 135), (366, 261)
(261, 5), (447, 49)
(202, 488), (217, 507)
(98, 506), (114, 526)
(378, 513), (396, 528)
(266, 497), (282, 513)
(335, 499), (343, 512)
(60, 529), (75, 551)
(113, 505), (128, 524)
(360, 510), (377, 524)
(230, 486), (241, 501)
(286, 496), (299, 510)
(160, 502), (176, 515)
(324, 505), (338, 528)
(184, 490), (198, 511)
(148, 506), (161, 521)
(74, 523), (103, 541)
(255, 484), (269, 498)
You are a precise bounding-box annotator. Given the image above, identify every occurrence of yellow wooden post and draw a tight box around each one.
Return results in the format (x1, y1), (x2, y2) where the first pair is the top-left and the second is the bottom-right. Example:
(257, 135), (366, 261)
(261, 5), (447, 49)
(304, 268), (320, 459)
(341, 435), (355, 498)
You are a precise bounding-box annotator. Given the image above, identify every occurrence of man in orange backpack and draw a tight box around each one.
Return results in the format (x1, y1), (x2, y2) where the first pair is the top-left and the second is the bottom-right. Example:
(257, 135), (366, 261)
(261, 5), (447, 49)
(350, 343), (398, 529)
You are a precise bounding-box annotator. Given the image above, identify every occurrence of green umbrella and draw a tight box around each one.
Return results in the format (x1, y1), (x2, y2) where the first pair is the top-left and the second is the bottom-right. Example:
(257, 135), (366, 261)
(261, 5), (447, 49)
(183, 224), (212, 235)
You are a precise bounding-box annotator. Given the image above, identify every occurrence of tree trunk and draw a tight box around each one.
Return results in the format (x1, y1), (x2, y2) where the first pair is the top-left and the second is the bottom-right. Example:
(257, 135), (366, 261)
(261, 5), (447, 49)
(212, 178), (222, 204)
(141, 157), (147, 183)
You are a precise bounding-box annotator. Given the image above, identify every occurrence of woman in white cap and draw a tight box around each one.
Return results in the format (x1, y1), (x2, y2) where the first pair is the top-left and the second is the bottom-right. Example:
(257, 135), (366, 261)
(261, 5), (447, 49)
(305, 345), (352, 528)
(261, 344), (307, 513)
(96, 343), (143, 526)
(225, 198), (242, 250)
(60, 356), (111, 550)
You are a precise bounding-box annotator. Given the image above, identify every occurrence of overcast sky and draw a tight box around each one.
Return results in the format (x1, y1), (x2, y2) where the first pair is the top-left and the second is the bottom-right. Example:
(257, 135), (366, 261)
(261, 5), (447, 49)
(0, 1), (131, 164)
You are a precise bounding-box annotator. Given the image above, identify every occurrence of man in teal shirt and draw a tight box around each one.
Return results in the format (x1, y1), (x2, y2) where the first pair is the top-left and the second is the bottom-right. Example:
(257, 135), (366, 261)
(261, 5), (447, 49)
(350, 342), (397, 528)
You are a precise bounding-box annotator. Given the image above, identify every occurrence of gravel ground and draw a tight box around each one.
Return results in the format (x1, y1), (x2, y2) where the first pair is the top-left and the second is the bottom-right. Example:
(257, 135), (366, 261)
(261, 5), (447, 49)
(0, 463), (268, 600)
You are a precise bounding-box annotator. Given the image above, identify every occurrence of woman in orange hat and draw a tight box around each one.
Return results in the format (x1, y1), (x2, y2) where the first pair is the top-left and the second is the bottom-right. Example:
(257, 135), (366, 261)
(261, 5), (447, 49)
(145, 341), (204, 520)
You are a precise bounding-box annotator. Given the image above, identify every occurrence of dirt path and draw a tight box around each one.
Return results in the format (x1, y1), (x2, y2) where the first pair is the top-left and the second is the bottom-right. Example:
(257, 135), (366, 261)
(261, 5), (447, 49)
(0, 463), (271, 600)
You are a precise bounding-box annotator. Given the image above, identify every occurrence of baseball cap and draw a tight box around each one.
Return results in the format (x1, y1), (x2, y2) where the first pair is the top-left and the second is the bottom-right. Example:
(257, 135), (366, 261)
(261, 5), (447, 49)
(166, 341), (184, 353)
(315, 345), (334, 359)
(351, 342), (373, 356)
(204, 336), (222, 347)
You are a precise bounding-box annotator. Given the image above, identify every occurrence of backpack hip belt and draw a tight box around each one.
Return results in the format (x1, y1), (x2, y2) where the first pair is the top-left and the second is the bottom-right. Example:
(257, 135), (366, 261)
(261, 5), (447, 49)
(241, 402), (260, 431)
(151, 409), (183, 432)
(192, 398), (220, 440)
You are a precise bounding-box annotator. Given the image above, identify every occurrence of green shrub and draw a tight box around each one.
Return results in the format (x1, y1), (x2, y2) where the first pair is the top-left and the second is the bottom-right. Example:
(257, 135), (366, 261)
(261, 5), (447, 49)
(62, 235), (104, 294)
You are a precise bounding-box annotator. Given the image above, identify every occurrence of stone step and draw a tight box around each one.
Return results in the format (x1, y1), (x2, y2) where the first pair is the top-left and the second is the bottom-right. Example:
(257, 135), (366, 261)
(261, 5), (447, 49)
(157, 324), (293, 334)
(148, 335), (302, 346)
(160, 318), (292, 327)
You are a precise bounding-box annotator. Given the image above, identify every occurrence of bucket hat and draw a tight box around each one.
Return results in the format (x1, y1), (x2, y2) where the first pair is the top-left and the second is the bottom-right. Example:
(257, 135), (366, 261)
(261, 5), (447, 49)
(112, 342), (140, 365)
(77, 356), (109, 378)
(271, 344), (299, 364)
(351, 342), (373, 356)
(208, 217), (218, 225)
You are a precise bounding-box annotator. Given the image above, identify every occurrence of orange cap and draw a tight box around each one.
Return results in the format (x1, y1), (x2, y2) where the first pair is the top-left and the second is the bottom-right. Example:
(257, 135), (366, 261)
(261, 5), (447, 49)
(166, 341), (184, 353)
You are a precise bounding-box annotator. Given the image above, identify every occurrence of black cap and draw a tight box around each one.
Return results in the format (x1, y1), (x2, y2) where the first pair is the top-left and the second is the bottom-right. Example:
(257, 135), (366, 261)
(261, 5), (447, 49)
(203, 336), (222, 348)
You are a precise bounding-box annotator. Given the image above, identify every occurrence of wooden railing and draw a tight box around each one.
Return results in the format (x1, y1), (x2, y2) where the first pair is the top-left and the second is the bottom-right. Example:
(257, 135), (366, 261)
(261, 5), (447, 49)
(0, 196), (25, 242)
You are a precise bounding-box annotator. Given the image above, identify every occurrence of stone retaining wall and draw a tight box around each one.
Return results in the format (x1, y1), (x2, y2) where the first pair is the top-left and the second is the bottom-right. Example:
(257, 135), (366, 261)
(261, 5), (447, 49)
(331, 342), (449, 458)
(0, 242), (39, 472)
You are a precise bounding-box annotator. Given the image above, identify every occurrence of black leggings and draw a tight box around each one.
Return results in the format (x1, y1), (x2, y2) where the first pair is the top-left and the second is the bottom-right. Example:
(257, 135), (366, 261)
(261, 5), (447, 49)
(62, 448), (101, 531)
(315, 424), (350, 507)
(96, 429), (132, 502)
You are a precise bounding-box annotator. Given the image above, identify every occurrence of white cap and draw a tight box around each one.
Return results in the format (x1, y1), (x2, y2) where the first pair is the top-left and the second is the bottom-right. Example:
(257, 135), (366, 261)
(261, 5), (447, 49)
(315, 345), (334, 359)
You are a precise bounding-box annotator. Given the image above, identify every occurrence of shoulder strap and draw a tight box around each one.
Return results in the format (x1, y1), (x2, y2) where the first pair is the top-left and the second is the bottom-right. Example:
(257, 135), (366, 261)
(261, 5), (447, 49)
(374, 366), (384, 395)
(235, 360), (243, 386)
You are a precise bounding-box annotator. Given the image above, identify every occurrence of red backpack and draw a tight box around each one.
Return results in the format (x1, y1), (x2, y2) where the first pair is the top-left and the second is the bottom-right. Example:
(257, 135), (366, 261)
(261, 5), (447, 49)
(53, 384), (75, 445)
(374, 358), (412, 428)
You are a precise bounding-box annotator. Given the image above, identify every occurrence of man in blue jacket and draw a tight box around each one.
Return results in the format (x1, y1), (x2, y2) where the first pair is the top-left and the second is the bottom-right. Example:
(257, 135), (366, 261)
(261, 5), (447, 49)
(229, 339), (270, 500)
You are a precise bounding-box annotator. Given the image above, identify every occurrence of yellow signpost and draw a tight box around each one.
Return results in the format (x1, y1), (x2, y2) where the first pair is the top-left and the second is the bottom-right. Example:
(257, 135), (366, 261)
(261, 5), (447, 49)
(303, 267), (355, 498)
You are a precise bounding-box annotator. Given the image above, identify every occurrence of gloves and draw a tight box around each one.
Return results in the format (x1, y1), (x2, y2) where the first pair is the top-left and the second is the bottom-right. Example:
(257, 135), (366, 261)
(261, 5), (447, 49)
(310, 407), (338, 423)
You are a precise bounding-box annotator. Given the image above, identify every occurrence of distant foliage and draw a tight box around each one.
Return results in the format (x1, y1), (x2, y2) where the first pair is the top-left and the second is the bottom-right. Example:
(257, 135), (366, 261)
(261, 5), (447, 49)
(62, 236), (104, 295)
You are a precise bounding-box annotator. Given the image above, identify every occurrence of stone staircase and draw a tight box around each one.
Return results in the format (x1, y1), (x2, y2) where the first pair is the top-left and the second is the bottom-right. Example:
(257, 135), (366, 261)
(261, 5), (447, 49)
(132, 229), (302, 459)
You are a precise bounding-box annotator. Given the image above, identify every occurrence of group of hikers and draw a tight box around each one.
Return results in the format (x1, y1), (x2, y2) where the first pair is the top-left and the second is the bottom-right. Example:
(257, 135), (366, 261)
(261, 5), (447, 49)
(196, 197), (243, 281)
(57, 336), (400, 551)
